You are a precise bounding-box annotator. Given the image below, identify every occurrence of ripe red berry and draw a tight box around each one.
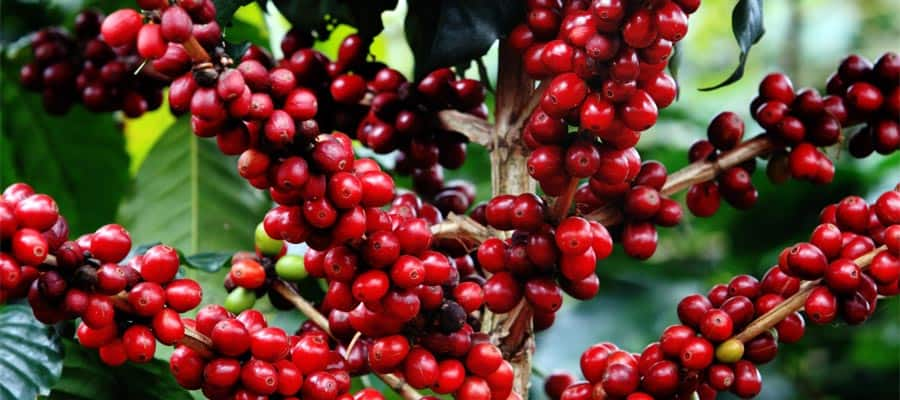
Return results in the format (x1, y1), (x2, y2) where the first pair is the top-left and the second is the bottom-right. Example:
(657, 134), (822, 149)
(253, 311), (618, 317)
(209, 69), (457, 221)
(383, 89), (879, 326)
(142, 244), (180, 284)
(731, 360), (762, 398)
(137, 24), (166, 59)
(835, 196), (870, 233)
(14, 194), (59, 231)
(679, 337), (714, 370)
(231, 259), (267, 289)
(465, 342), (503, 377)
(165, 278), (203, 312)
(434, 359), (466, 394)
(677, 294), (713, 328)
(123, 325), (157, 363)
(483, 272), (523, 313)
(622, 222), (658, 260)
(541, 73), (587, 118)
(659, 325), (694, 358)
(128, 281), (167, 317)
(624, 186), (661, 220)
(804, 286), (838, 324)
(211, 319), (251, 356)
(101, 9), (143, 47)
(556, 217), (592, 255)
(90, 224), (132, 263)
(700, 309), (734, 342)
(13, 228), (49, 265)
(869, 251), (900, 285)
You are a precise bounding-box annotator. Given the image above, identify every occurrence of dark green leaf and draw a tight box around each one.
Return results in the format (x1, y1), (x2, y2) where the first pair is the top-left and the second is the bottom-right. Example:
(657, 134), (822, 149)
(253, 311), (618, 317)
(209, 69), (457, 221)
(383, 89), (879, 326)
(1, 64), (130, 235)
(224, 40), (252, 61)
(48, 339), (191, 400)
(118, 117), (269, 255)
(668, 42), (682, 100)
(699, 0), (765, 91)
(405, 0), (524, 79)
(213, 0), (255, 27)
(184, 252), (233, 272)
(270, 0), (397, 41)
(0, 304), (64, 400)
(0, 0), (64, 43)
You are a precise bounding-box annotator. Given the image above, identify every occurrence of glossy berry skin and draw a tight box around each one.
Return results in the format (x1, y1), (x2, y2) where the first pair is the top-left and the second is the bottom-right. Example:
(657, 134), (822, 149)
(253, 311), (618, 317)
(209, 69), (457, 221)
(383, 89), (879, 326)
(700, 309), (734, 342)
(251, 327), (290, 362)
(677, 294), (712, 328)
(824, 259), (862, 293)
(624, 186), (661, 220)
(231, 259), (267, 289)
(101, 9), (143, 47)
(804, 286), (838, 324)
(90, 224), (132, 263)
(211, 319), (251, 356)
(14, 194), (59, 231)
(731, 360), (762, 398)
(123, 325), (156, 363)
(12, 228), (49, 265)
(142, 244), (180, 284)
(128, 282), (167, 317)
(679, 337), (714, 370)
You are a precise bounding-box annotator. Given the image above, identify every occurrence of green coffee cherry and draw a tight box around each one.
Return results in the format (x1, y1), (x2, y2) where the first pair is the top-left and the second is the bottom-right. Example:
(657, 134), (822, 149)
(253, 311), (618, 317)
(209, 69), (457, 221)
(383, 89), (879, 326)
(275, 254), (307, 281)
(223, 287), (256, 313)
(255, 223), (283, 256)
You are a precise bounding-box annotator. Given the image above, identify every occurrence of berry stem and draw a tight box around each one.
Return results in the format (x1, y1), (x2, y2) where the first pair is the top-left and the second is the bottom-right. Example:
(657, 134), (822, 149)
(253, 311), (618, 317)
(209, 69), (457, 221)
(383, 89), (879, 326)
(182, 36), (211, 63)
(270, 280), (423, 400)
(731, 245), (884, 343)
(550, 178), (580, 222)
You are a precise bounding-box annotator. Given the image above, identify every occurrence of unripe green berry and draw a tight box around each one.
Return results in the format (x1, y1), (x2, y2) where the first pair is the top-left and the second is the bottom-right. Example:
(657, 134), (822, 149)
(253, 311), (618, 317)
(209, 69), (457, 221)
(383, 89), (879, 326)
(715, 338), (745, 363)
(275, 254), (307, 281)
(255, 222), (283, 255)
(223, 287), (256, 313)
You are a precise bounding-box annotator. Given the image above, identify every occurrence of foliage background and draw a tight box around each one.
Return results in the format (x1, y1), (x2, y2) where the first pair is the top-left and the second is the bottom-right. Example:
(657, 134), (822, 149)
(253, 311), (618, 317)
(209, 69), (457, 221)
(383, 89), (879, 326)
(1, 0), (898, 399)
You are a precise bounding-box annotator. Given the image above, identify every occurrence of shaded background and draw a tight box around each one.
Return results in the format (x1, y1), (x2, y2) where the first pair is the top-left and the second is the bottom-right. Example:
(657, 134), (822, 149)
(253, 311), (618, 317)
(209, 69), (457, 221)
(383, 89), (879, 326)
(1, 0), (898, 399)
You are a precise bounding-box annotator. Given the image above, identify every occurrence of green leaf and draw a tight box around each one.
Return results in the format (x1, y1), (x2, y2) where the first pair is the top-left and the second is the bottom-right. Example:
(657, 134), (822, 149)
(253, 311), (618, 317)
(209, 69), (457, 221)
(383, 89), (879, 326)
(405, 0), (524, 79)
(270, 0), (398, 41)
(48, 339), (191, 400)
(184, 252), (233, 272)
(213, 0), (255, 27)
(0, 304), (64, 400)
(118, 117), (269, 255)
(699, 0), (765, 91)
(1, 64), (130, 235)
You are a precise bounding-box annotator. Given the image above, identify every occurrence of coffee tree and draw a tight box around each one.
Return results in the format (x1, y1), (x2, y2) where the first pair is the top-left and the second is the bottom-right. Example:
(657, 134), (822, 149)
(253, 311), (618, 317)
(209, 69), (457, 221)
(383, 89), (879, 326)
(1, 0), (898, 399)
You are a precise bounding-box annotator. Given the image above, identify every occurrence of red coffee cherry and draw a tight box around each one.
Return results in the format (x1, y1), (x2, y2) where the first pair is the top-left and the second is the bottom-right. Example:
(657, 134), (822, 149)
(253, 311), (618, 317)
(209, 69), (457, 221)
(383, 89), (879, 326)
(707, 112), (745, 150)
(686, 182), (721, 217)
(152, 309), (185, 345)
(804, 286), (838, 324)
(556, 217), (593, 255)
(541, 73), (588, 118)
(142, 244), (180, 284)
(759, 73), (795, 103)
(14, 194), (59, 231)
(659, 325), (694, 358)
(677, 294), (713, 328)
(679, 337), (714, 370)
(869, 251), (900, 285)
(211, 319), (251, 356)
(90, 224), (132, 263)
(544, 372), (576, 400)
(123, 325), (156, 363)
(700, 309), (733, 342)
(101, 9), (143, 47)
(12, 228), (49, 265)
(128, 282), (166, 317)
(641, 360), (679, 397)
(624, 185), (661, 220)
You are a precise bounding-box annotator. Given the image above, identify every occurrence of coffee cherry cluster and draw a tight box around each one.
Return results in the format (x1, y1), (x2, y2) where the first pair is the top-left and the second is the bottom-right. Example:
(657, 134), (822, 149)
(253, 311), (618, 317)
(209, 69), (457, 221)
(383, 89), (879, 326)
(18, 10), (171, 115)
(163, 17), (486, 207)
(171, 305), (360, 399)
(831, 53), (900, 157)
(0, 182), (204, 366)
(223, 247), (312, 314)
(545, 186), (899, 400)
(685, 53), (900, 219)
(512, 0), (694, 189)
(359, 67), (486, 203)
(293, 192), (514, 399)
(472, 200), (612, 324)
(684, 115), (759, 217)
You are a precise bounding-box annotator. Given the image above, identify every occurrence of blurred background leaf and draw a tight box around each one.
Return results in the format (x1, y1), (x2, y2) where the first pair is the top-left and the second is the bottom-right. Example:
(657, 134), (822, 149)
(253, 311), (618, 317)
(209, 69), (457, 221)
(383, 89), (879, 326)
(0, 63), (129, 235)
(47, 338), (192, 400)
(0, 304), (64, 400)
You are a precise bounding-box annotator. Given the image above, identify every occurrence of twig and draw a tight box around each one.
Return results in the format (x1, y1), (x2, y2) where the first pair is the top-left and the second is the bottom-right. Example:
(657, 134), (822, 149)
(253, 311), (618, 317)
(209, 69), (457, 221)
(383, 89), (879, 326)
(437, 110), (493, 147)
(730, 245), (884, 343)
(430, 213), (499, 244)
(585, 135), (777, 224)
(182, 37), (211, 63)
(550, 178), (580, 222)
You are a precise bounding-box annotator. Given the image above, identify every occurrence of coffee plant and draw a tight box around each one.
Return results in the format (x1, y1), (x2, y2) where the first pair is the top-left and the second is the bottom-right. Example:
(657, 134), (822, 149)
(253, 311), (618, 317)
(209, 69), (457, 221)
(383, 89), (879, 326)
(1, 0), (898, 399)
